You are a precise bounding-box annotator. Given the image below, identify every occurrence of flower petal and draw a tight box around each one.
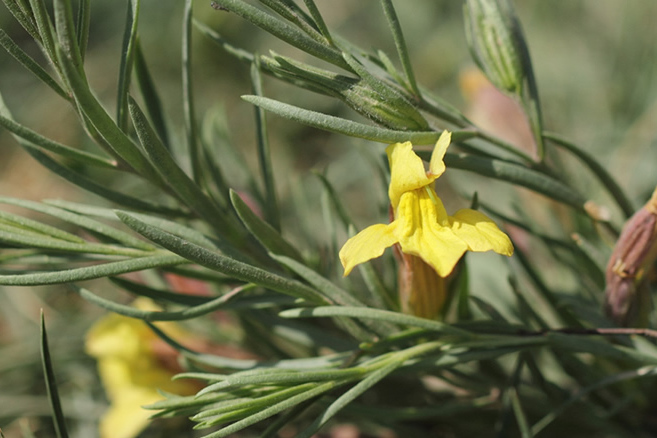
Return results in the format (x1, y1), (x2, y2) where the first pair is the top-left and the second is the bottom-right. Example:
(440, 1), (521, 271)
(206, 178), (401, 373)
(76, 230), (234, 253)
(449, 209), (514, 256)
(100, 387), (161, 438)
(339, 223), (399, 275)
(400, 223), (468, 277)
(429, 130), (451, 177)
(394, 188), (467, 276)
(386, 142), (434, 208)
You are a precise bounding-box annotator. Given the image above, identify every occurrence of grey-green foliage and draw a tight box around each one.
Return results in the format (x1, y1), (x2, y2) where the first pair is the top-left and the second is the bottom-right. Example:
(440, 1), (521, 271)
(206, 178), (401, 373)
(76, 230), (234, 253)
(0, 0), (655, 437)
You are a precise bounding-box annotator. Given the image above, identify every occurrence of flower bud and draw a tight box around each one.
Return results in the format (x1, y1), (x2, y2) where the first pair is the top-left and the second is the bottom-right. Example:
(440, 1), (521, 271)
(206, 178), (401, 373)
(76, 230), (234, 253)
(463, 0), (544, 159)
(464, 0), (524, 94)
(604, 187), (657, 326)
(264, 53), (428, 131)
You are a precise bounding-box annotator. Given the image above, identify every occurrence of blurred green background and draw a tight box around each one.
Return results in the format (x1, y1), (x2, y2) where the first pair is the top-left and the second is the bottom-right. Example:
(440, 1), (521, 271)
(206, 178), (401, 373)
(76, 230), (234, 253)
(1, 1), (657, 436)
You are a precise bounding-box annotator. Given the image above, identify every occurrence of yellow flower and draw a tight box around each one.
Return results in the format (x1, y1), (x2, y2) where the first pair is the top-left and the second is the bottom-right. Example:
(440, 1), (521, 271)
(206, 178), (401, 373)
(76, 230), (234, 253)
(85, 298), (198, 438)
(340, 131), (513, 278)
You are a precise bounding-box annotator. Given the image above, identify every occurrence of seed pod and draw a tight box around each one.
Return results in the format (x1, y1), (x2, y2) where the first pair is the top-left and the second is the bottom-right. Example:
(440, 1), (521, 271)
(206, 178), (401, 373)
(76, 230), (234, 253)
(604, 187), (657, 326)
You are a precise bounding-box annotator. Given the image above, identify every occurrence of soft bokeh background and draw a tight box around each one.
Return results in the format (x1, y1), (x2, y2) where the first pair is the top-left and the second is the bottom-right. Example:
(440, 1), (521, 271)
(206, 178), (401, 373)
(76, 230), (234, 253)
(1, 1), (656, 436)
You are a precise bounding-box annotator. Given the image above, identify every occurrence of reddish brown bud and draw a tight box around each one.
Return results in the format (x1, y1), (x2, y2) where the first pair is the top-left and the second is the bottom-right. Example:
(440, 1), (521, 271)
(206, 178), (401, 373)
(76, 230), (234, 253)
(604, 188), (657, 326)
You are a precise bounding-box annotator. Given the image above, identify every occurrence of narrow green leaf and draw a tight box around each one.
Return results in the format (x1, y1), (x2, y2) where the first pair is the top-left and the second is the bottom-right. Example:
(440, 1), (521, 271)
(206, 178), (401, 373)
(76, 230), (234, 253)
(250, 59), (281, 230)
(379, 0), (419, 96)
(182, 0), (201, 182)
(0, 112), (116, 169)
(116, 211), (326, 303)
(22, 147), (187, 216)
(75, 0), (90, 61)
(257, 401), (313, 438)
(0, 253), (186, 285)
(376, 49), (407, 90)
(53, 0), (84, 75)
(302, 0), (333, 43)
(115, 210), (219, 251)
(195, 383), (317, 419)
(116, 0), (140, 131)
(75, 283), (254, 321)
(230, 190), (302, 263)
(194, 19), (255, 64)
(128, 97), (242, 241)
(199, 137), (230, 208)
(164, 265), (233, 285)
(55, 44), (165, 185)
(200, 367), (365, 394)
(2, 0), (41, 43)
(42, 201), (207, 250)
(270, 254), (363, 307)
(280, 306), (471, 336)
(0, 29), (69, 99)
(109, 277), (211, 306)
(514, 247), (582, 328)
(313, 171), (354, 230)
(0, 208), (84, 243)
(243, 95), (475, 144)
(134, 40), (170, 148)
(297, 359), (403, 438)
(545, 132), (635, 218)
(200, 381), (346, 438)
(509, 389), (533, 438)
(0, 223), (150, 257)
(439, 152), (587, 211)
(209, 0), (349, 70)
(0, 197), (155, 250)
(257, 0), (322, 43)
(147, 321), (351, 372)
(39, 311), (70, 438)
(28, 0), (59, 69)
(270, 254), (394, 339)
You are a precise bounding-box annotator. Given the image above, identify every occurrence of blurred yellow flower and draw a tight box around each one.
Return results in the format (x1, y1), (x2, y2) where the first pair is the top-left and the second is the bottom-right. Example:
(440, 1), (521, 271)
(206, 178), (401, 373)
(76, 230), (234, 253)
(339, 131), (513, 278)
(85, 298), (198, 438)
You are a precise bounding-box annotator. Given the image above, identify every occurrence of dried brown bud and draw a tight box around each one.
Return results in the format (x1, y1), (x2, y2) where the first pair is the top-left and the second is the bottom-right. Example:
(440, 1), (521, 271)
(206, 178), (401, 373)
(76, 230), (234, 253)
(604, 188), (657, 326)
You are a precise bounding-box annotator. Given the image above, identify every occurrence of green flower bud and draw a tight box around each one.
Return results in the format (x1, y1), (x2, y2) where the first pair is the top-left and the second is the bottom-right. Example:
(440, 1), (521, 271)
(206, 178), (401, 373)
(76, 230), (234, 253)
(464, 0), (525, 95)
(263, 53), (428, 131)
(464, 0), (545, 159)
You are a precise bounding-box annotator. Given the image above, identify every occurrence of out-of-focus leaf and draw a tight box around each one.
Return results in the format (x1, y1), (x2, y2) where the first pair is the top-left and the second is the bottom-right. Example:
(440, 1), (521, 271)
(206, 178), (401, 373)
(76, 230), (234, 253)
(53, 0), (84, 74)
(250, 59), (280, 230)
(116, 211), (327, 303)
(230, 190), (302, 263)
(437, 152), (587, 211)
(379, 0), (419, 96)
(0, 29), (68, 99)
(116, 0), (140, 131)
(75, 283), (254, 321)
(208, 0), (349, 70)
(40, 311), (69, 438)
(128, 97), (243, 242)
(0, 253), (186, 285)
